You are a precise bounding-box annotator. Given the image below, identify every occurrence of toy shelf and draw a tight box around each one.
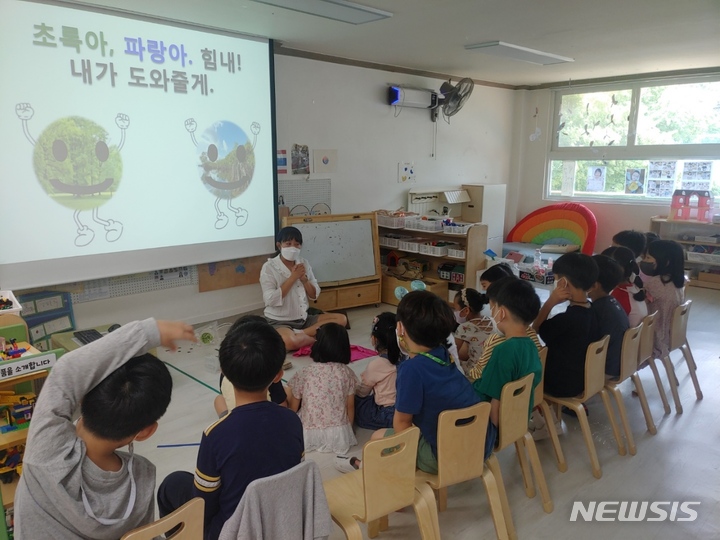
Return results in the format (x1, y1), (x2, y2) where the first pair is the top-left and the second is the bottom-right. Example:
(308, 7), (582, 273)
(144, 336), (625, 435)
(1, 479), (17, 510)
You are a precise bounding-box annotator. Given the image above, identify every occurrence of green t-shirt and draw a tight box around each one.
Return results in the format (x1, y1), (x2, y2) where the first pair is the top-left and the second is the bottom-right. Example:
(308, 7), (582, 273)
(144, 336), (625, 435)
(472, 337), (542, 421)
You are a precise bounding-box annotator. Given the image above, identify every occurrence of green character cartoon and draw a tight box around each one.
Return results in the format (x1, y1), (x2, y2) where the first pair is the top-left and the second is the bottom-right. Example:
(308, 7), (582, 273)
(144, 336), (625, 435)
(16, 103), (127, 247)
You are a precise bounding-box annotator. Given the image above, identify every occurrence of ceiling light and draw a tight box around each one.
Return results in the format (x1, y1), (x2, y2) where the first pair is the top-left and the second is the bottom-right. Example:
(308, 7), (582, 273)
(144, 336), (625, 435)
(251, 0), (392, 25)
(464, 41), (574, 65)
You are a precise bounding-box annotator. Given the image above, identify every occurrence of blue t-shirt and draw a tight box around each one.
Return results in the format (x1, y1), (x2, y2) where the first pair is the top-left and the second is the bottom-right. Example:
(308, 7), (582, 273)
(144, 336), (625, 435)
(395, 346), (481, 457)
(193, 401), (304, 540)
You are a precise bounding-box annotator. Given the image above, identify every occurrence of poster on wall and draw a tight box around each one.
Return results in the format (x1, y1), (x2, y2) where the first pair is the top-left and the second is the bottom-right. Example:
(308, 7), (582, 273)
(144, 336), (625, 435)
(291, 143), (310, 175)
(625, 168), (646, 194)
(313, 149), (337, 174)
(277, 149), (288, 175)
(681, 161), (712, 191)
(586, 166), (606, 192)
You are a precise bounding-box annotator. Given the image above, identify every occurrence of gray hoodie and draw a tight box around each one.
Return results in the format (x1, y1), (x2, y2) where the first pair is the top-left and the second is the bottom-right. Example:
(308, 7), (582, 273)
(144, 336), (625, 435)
(15, 319), (161, 540)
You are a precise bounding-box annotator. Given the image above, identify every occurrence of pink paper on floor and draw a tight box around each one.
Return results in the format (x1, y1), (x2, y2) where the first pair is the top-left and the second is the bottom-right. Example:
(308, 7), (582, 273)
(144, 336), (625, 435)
(292, 344), (377, 362)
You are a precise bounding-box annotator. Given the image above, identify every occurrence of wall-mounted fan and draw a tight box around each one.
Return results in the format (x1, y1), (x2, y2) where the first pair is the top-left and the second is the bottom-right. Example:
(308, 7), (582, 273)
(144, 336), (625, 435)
(432, 78), (474, 121)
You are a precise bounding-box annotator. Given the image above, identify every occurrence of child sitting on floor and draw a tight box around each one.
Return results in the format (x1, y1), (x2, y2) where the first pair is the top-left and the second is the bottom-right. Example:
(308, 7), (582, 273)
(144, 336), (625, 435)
(602, 246), (648, 327)
(157, 319), (303, 540)
(287, 323), (359, 453)
(354, 312), (399, 430)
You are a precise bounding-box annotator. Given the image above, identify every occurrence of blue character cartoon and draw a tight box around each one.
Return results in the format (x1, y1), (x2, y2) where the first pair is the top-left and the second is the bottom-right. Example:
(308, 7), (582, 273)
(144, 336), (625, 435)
(185, 118), (259, 229)
(16, 103), (127, 247)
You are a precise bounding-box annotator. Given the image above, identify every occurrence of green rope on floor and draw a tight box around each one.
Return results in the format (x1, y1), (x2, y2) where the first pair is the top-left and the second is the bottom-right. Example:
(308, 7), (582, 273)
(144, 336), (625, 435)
(163, 361), (221, 394)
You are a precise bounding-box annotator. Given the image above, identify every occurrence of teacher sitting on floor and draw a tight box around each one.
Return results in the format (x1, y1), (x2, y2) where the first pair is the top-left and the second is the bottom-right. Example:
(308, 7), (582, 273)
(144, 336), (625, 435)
(260, 226), (347, 351)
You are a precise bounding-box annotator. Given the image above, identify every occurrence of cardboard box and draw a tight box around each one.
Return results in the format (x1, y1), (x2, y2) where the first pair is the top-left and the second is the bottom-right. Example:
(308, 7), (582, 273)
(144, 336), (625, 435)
(518, 268), (555, 286)
(698, 271), (720, 284)
(381, 274), (448, 306)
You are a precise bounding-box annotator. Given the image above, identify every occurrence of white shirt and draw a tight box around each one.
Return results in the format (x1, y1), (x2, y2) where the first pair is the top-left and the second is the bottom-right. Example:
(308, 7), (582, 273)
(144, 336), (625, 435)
(261, 255), (321, 321)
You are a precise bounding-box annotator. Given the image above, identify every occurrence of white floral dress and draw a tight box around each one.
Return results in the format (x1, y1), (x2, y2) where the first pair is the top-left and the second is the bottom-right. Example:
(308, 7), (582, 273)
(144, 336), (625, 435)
(454, 317), (493, 378)
(289, 362), (359, 453)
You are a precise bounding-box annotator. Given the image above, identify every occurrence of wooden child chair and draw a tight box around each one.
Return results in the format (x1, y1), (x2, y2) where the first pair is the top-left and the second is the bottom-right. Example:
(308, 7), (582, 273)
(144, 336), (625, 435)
(637, 311), (671, 416)
(604, 323), (645, 456)
(323, 426), (440, 540)
(121, 498), (204, 540)
(533, 347), (567, 472)
(485, 374), (553, 540)
(415, 402), (509, 540)
(544, 335), (621, 479)
(660, 300), (703, 415)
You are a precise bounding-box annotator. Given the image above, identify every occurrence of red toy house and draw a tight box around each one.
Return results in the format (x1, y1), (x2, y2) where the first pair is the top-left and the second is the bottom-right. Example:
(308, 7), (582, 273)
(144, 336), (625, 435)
(668, 190), (714, 222)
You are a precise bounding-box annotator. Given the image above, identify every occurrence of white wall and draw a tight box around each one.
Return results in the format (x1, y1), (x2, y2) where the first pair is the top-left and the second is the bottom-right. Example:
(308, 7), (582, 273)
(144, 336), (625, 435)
(73, 56), (516, 327)
(507, 88), (670, 253)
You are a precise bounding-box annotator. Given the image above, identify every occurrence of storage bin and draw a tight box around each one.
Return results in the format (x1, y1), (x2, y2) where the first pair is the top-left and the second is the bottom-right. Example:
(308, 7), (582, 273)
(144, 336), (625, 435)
(0, 290), (22, 317)
(377, 213), (417, 229)
(443, 222), (473, 235)
(447, 246), (466, 259)
(419, 242), (449, 257)
(399, 238), (422, 253)
(405, 217), (444, 232)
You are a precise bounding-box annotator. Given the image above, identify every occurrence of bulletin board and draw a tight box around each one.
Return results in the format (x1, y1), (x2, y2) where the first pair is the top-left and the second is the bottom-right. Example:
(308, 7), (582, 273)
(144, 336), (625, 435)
(197, 254), (271, 292)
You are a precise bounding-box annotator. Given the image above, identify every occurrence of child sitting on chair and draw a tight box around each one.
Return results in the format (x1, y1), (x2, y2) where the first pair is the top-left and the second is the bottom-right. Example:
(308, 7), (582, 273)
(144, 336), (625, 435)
(602, 246), (648, 327)
(534, 252), (599, 398)
(15, 319), (195, 540)
(287, 323), (359, 453)
(354, 312), (400, 430)
(336, 291), (488, 475)
(589, 255), (630, 377)
(473, 278), (543, 431)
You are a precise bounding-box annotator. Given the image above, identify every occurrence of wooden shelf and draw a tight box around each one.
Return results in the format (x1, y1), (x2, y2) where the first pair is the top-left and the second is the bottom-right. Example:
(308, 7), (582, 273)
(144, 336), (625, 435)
(651, 217), (719, 226)
(0, 429), (28, 453)
(379, 225), (469, 238)
(0, 370), (50, 391)
(689, 278), (720, 290)
(1, 477), (18, 510)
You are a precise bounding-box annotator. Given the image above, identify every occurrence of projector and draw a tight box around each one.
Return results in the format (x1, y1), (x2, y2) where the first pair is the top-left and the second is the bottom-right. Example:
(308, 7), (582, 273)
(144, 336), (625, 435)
(388, 85), (438, 109)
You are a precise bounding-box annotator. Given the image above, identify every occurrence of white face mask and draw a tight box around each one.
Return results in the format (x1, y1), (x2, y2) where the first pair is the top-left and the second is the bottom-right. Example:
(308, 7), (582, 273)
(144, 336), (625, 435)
(489, 306), (504, 336)
(554, 277), (568, 290)
(453, 309), (466, 324)
(395, 326), (410, 357)
(480, 304), (492, 318)
(281, 246), (301, 261)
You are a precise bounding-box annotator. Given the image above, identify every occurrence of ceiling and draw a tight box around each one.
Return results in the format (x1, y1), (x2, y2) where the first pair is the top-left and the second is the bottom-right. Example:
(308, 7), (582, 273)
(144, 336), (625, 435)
(85, 0), (720, 87)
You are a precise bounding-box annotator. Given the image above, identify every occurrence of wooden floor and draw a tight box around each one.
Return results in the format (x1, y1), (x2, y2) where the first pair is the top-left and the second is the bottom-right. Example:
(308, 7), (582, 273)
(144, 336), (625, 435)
(139, 286), (720, 540)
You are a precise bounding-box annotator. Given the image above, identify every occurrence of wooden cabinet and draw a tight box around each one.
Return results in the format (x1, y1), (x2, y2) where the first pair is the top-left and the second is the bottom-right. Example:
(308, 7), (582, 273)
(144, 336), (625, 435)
(0, 316), (63, 540)
(310, 281), (382, 311)
(378, 221), (489, 300)
(650, 216), (720, 290)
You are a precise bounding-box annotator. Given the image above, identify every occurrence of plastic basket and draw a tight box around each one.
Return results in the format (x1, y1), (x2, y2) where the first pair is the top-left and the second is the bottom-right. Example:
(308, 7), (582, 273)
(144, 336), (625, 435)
(419, 243), (449, 257)
(447, 247), (466, 259)
(405, 217), (444, 232)
(443, 222), (472, 235)
(399, 238), (422, 253)
(377, 214), (417, 229)
(687, 251), (720, 264)
(0, 290), (22, 317)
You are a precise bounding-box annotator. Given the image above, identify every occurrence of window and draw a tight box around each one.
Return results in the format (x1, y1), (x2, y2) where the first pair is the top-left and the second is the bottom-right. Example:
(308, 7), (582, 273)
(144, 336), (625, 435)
(547, 77), (720, 202)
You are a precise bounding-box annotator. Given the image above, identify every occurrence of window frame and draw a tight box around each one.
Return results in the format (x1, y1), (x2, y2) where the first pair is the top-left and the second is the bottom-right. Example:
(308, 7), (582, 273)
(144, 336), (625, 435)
(544, 74), (720, 205)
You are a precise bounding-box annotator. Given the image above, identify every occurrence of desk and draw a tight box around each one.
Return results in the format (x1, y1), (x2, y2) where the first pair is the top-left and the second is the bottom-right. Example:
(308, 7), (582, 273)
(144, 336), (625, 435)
(51, 325), (113, 352)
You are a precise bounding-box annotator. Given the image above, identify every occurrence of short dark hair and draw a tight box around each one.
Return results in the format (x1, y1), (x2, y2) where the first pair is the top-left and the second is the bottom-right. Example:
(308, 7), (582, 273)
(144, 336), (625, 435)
(553, 252), (598, 291)
(311, 323), (351, 364)
(647, 240), (686, 288)
(81, 353), (172, 442)
(396, 290), (455, 349)
(612, 230), (646, 259)
(480, 263), (515, 284)
(220, 319), (286, 392)
(593, 254), (624, 293)
(276, 226), (303, 245)
(491, 277), (541, 325)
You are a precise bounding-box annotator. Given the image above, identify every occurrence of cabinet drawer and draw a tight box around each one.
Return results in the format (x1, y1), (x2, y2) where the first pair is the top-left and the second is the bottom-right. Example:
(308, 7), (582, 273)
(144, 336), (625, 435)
(312, 290), (338, 311)
(337, 283), (380, 308)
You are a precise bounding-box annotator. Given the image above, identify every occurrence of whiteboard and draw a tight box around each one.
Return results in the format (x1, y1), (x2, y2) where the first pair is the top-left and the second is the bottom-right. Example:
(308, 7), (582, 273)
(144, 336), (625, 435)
(291, 218), (377, 285)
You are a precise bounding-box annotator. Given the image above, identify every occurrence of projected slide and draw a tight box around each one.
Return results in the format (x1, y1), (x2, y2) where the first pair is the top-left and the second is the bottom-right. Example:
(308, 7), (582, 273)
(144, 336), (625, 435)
(0, 0), (275, 288)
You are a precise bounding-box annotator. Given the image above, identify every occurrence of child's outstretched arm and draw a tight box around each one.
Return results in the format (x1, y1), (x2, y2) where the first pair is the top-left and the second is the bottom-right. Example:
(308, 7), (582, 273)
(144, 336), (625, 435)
(24, 319), (195, 466)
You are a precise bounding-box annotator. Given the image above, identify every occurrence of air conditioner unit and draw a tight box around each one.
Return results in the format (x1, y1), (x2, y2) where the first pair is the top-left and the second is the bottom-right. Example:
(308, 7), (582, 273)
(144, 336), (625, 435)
(388, 85), (438, 109)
